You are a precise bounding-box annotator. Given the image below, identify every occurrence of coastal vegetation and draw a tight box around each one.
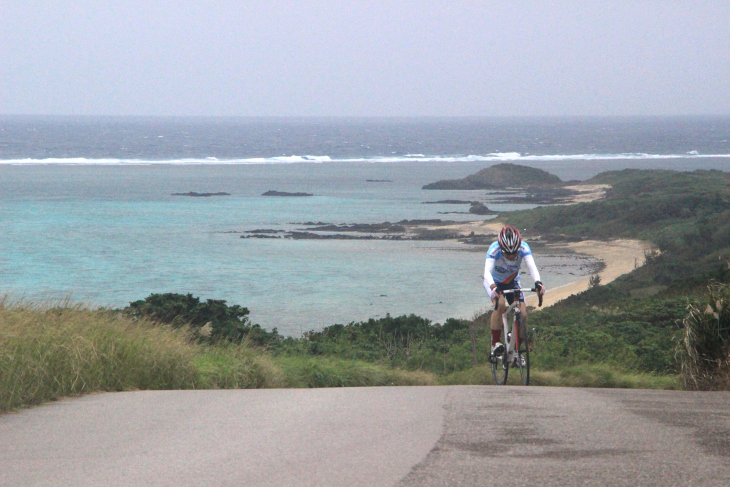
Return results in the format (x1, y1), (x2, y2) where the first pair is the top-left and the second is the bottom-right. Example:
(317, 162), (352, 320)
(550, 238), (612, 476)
(676, 280), (730, 391)
(3, 167), (730, 412)
(0, 300), (432, 412)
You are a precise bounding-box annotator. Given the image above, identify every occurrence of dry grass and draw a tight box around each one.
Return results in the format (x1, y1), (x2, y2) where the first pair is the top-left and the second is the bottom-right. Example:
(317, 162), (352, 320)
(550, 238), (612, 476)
(0, 300), (204, 411)
(0, 299), (435, 412)
(677, 281), (730, 391)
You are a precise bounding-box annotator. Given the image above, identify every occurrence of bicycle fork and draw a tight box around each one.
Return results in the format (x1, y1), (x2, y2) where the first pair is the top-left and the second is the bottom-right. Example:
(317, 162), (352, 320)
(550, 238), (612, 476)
(501, 307), (521, 365)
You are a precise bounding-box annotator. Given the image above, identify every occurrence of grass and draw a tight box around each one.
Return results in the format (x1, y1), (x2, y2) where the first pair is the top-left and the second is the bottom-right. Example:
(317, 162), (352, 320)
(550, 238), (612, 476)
(676, 281), (730, 390)
(0, 300), (199, 411)
(2, 298), (683, 414)
(0, 299), (433, 413)
(440, 364), (678, 389)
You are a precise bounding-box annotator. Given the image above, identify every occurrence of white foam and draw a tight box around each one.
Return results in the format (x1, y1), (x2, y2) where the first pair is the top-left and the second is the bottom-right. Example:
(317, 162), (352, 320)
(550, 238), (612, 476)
(487, 152), (522, 158)
(1, 155), (333, 165)
(2, 153), (729, 165)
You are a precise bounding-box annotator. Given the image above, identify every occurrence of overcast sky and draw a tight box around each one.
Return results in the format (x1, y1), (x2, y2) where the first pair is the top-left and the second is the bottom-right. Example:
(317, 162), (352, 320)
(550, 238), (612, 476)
(2, 1), (728, 117)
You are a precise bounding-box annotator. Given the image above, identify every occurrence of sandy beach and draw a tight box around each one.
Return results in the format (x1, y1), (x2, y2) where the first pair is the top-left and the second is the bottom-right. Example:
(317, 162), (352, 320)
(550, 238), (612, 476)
(525, 239), (649, 308)
(429, 214), (650, 309)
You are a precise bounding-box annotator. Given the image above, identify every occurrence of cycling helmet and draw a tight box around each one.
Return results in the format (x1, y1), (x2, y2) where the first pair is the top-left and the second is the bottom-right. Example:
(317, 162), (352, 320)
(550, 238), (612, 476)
(498, 225), (521, 254)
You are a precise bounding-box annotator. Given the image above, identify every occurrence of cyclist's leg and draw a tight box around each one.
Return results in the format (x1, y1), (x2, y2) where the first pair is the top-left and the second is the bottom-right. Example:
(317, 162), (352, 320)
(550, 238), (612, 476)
(490, 293), (507, 351)
(518, 301), (528, 347)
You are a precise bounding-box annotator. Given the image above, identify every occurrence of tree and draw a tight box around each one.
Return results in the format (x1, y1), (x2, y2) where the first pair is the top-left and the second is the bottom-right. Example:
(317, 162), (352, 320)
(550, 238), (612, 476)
(124, 293), (279, 345)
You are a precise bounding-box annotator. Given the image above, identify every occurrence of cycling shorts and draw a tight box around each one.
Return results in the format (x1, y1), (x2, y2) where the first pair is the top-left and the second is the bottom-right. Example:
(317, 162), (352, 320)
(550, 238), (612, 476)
(494, 280), (524, 308)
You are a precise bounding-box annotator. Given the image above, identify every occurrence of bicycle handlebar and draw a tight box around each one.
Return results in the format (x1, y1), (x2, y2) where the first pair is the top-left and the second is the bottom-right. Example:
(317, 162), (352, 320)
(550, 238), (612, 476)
(499, 287), (543, 307)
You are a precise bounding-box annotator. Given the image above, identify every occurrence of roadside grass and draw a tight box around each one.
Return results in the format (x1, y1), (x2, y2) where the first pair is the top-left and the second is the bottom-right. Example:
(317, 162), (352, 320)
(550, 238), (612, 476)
(277, 356), (434, 388)
(3, 291), (694, 413)
(440, 364), (679, 389)
(530, 365), (679, 389)
(0, 301), (433, 413)
(0, 300), (207, 412)
(676, 281), (730, 391)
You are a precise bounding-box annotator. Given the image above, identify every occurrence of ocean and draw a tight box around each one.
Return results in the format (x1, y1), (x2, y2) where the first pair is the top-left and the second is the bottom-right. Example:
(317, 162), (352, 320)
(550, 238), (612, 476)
(1, 116), (729, 335)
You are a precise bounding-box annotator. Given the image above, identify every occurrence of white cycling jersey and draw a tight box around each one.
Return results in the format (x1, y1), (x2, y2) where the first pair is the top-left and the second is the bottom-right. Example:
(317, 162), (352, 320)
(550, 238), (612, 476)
(483, 241), (541, 295)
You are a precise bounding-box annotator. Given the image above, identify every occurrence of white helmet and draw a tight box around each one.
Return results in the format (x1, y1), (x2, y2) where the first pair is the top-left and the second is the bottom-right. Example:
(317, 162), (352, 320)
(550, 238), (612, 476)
(498, 225), (521, 254)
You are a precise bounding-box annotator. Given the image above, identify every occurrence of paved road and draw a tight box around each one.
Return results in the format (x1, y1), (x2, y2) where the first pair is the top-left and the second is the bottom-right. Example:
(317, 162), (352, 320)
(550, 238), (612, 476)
(1, 386), (729, 486)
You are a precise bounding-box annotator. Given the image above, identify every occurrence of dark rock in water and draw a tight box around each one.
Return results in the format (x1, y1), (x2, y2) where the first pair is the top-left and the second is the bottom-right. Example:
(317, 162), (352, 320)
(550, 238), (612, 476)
(172, 192), (231, 197)
(240, 234), (281, 239)
(366, 179), (393, 182)
(289, 231), (388, 240)
(488, 186), (580, 204)
(233, 218), (487, 242)
(396, 219), (449, 225)
(422, 163), (563, 190)
(458, 233), (497, 245)
(422, 200), (474, 205)
(306, 222), (407, 233)
(469, 202), (497, 215)
(262, 190), (314, 197)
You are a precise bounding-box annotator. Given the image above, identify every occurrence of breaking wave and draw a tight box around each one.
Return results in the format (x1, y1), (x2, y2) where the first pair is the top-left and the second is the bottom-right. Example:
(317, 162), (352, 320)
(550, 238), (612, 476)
(2, 152), (730, 165)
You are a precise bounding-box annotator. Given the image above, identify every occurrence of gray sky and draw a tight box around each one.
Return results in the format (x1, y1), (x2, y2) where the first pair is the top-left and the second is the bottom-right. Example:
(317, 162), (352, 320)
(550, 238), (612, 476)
(2, 1), (728, 117)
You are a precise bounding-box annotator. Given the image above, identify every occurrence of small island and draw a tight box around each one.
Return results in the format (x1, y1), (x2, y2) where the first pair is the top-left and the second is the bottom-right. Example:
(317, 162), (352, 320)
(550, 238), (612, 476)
(366, 179), (393, 183)
(422, 162), (563, 189)
(468, 202), (497, 215)
(262, 190), (314, 197)
(422, 163), (588, 204)
(172, 192), (230, 197)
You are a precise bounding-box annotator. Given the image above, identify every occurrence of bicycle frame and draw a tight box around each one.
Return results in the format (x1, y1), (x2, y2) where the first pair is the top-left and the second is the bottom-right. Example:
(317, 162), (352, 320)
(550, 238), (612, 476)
(500, 294), (524, 365)
(490, 286), (542, 386)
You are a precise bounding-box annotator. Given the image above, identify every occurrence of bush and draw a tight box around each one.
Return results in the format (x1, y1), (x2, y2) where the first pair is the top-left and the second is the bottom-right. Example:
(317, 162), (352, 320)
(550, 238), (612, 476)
(677, 281), (730, 390)
(589, 274), (601, 288)
(125, 293), (281, 346)
(300, 314), (478, 373)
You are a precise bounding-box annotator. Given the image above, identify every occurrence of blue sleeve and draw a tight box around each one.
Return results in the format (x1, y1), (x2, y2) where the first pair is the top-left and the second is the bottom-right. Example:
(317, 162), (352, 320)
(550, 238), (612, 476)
(487, 242), (501, 259)
(519, 242), (532, 257)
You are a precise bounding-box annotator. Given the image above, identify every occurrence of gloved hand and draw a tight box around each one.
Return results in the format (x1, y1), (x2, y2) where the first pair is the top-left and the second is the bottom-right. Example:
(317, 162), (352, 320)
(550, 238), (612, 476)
(485, 282), (498, 300)
(535, 280), (545, 296)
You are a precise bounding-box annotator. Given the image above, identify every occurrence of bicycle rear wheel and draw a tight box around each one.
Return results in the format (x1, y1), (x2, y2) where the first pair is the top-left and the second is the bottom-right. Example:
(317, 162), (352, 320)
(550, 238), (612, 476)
(517, 315), (530, 385)
(491, 354), (509, 385)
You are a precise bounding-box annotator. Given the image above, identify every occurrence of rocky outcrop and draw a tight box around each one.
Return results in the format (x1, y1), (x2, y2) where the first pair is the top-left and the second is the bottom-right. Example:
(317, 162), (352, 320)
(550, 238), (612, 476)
(422, 200), (473, 204)
(172, 192), (230, 197)
(262, 191), (314, 197)
(468, 202), (497, 215)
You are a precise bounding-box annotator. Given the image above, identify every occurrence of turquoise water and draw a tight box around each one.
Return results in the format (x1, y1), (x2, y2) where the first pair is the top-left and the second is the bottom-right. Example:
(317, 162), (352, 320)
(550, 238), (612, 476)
(0, 162), (597, 335)
(3, 116), (729, 335)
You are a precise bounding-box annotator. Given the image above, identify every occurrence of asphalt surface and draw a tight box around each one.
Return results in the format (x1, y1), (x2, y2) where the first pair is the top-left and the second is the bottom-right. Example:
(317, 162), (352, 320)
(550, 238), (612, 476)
(1, 386), (729, 486)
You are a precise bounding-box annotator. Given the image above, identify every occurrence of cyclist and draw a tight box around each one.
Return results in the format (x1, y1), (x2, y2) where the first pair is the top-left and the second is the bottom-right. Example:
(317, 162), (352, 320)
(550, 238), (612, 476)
(483, 225), (545, 357)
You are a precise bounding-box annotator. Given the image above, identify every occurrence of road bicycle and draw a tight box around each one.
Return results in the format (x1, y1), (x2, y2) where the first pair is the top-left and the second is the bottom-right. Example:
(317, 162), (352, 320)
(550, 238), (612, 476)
(489, 287), (542, 386)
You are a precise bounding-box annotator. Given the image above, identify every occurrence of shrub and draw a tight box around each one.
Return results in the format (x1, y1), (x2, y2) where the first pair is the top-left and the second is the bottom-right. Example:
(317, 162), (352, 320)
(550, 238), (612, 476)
(125, 293), (280, 346)
(589, 274), (601, 288)
(677, 281), (730, 390)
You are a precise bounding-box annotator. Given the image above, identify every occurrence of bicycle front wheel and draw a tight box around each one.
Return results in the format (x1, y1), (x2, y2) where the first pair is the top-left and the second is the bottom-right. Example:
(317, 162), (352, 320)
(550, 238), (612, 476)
(491, 354), (509, 385)
(517, 316), (530, 385)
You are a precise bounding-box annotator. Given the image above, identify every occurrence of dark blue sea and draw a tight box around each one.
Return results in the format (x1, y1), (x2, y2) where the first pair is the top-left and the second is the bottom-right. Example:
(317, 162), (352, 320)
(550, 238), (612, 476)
(1, 116), (729, 334)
